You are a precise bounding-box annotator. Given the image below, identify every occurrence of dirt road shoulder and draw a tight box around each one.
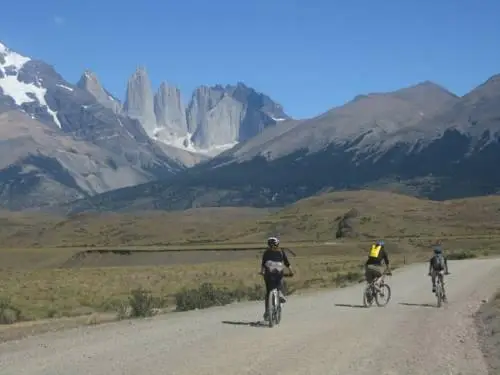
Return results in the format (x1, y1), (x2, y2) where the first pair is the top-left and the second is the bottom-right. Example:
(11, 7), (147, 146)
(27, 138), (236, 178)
(476, 290), (500, 374)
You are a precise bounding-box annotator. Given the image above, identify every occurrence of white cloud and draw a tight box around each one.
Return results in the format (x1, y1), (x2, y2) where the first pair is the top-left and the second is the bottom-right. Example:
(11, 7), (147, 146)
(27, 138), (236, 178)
(53, 16), (65, 26)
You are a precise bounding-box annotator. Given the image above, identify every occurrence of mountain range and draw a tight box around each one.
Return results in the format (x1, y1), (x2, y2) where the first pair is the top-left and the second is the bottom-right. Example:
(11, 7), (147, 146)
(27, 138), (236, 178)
(0, 41), (288, 209)
(1, 40), (500, 212)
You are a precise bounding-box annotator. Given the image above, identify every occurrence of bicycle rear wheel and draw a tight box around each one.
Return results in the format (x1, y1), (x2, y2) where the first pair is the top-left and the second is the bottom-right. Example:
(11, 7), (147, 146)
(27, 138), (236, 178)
(375, 284), (391, 307)
(268, 290), (277, 328)
(436, 274), (444, 307)
(275, 299), (282, 325)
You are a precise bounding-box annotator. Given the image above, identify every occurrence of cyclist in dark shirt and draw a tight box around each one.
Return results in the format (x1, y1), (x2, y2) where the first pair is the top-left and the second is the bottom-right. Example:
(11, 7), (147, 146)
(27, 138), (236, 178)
(428, 242), (450, 295)
(260, 237), (293, 321)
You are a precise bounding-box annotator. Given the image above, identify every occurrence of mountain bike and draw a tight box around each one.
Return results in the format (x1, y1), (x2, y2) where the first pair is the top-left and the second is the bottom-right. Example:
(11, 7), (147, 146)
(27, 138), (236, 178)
(363, 271), (391, 308)
(263, 272), (293, 328)
(434, 270), (447, 308)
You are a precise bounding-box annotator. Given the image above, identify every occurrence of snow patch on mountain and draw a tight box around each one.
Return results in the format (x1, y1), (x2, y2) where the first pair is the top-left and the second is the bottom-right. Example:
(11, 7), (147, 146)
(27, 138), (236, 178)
(0, 41), (61, 127)
(152, 128), (237, 155)
(57, 83), (74, 91)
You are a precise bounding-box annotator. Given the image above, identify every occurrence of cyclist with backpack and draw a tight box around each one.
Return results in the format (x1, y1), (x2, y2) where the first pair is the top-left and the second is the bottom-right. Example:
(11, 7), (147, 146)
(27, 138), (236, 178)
(364, 240), (392, 286)
(260, 236), (294, 321)
(428, 241), (450, 295)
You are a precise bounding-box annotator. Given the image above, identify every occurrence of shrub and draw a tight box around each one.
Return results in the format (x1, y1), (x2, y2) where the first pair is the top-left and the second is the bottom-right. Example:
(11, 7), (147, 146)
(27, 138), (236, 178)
(0, 297), (22, 324)
(334, 271), (363, 287)
(128, 288), (156, 318)
(175, 283), (264, 312)
(448, 251), (477, 260)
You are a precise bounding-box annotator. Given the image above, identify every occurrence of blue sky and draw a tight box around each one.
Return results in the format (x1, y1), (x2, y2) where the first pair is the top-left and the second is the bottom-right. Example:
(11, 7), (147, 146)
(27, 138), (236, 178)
(1, 0), (499, 119)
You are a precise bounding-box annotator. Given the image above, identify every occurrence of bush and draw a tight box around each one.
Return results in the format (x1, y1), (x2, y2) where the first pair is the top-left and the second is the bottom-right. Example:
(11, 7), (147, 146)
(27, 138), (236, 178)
(0, 297), (22, 324)
(448, 251), (477, 260)
(334, 271), (363, 287)
(175, 282), (264, 312)
(128, 288), (157, 318)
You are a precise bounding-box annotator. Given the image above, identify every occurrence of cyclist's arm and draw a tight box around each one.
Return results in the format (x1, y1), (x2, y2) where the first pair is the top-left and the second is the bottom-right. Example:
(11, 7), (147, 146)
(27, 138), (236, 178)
(382, 249), (390, 268)
(444, 256), (449, 273)
(282, 250), (293, 273)
(260, 251), (268, 274)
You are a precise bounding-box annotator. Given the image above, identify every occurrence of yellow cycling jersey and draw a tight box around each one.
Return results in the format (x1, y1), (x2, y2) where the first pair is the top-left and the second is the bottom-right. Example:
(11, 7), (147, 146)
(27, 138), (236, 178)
(369, 244), (382, 258)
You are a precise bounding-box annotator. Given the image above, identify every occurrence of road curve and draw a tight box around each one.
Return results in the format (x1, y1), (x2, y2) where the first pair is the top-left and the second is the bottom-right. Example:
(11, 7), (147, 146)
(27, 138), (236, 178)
(1, 258), (499, 375)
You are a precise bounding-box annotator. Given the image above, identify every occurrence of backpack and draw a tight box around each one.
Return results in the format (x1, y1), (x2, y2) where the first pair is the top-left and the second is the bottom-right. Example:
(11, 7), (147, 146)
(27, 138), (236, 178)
(263, 249), (287, 274)
(369, 244), (382, 259)
(432, 254), (445, 271)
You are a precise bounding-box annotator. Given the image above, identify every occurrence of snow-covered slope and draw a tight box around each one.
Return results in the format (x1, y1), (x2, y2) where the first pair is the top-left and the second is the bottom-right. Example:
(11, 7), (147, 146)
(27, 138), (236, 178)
(0, 42), (61, 127)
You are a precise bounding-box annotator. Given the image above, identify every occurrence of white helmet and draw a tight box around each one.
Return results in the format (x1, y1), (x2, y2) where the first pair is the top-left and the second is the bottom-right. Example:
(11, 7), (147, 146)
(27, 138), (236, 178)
(267, 236), (280, 248)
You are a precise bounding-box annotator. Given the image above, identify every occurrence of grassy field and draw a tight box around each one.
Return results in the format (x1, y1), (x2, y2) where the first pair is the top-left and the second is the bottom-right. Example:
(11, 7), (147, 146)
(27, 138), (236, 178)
(1, 190), (500, 329)
(2, 190), (500, 248)
(0, 207), (270, 248)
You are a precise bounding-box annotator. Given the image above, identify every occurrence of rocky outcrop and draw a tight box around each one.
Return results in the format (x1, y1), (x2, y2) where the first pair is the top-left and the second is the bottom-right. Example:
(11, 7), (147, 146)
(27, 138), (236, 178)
(77, 70), (121, 114)
(186, 83), (289, 150)
(79, 65), (291, 155)
(123, 67), (156, 137)
(188, 89), (244, 149)
(153, 82), (188, 142)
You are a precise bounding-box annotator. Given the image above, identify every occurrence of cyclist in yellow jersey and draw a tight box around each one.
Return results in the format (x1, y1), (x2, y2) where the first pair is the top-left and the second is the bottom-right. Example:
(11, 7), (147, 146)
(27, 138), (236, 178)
(365, 240), (392, 285)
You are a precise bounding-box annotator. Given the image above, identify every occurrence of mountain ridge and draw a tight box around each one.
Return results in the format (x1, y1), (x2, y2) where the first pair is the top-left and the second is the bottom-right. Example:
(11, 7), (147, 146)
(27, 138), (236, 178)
(63, 71), (500, 213)
(2, 40), (500, 212)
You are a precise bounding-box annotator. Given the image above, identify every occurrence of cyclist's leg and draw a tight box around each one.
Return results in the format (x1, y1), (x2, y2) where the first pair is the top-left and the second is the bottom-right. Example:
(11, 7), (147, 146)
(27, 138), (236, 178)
(364, 265), (370, 283)
(263, 275), (272, 319)
(365, 265), (374, 284)
(431, 269), (437, 292)
(277, 273), (286, 303)
(440, 272), (447, 299)
(369, 265), (382, 287)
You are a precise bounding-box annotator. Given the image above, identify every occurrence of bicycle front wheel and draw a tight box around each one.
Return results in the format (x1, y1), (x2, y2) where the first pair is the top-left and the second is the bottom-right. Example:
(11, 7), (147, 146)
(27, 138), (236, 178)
(375, 284), (391, 307)
(436, 284), (442, 308)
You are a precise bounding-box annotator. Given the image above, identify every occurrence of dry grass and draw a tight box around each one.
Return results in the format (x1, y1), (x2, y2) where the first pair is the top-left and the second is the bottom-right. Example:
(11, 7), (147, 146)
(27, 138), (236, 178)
(0, 207), (270, 248)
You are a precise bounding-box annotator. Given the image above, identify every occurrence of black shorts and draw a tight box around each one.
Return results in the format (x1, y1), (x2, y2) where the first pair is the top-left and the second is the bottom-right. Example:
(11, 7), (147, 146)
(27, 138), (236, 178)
(365, 265), (382, 283)
(264, 271), (283, 291)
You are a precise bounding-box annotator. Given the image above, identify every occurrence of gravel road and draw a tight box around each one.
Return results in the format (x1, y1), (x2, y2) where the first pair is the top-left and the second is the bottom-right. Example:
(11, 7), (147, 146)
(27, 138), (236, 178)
(1, 258), (499, 375)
